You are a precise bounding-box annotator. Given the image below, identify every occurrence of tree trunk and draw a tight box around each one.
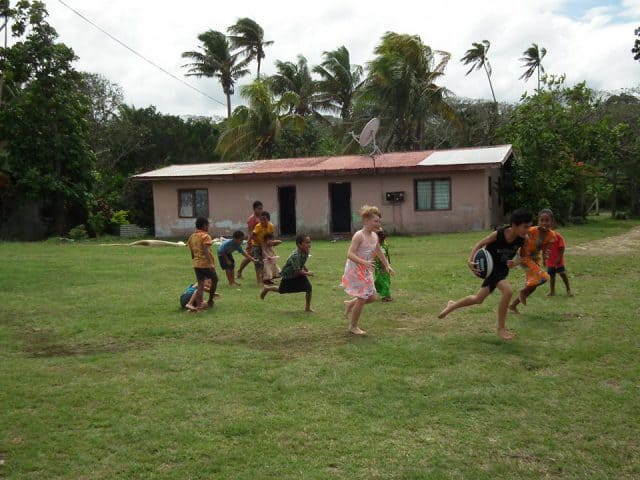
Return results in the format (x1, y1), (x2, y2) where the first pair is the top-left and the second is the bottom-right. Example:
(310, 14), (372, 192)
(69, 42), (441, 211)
(226, 91), (232, 119)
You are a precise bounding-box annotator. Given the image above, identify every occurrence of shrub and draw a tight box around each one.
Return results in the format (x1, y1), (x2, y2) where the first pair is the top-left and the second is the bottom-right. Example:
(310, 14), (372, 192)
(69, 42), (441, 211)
(68, 224), (88, 240)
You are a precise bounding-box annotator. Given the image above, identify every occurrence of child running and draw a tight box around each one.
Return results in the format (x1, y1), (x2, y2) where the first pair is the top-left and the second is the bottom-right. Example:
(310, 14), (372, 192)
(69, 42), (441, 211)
(251, 211), (275, 287)
(342, 205), (394, 335)
(186, 217), (218, 310)
(261, 233), (282, 285)
(374, 229), (392, 302)
(260, 234), (314, 312)
(546, 214), (573, 297)
(509, 208), (556, 313)
(438, 209), (533, 340)
(217, 230), (255, 287)
(237, 200), (263, 282)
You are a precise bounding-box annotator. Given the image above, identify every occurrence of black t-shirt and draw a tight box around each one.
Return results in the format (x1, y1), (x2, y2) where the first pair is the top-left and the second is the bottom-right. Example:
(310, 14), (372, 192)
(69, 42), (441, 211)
(486, 226), (524, 270)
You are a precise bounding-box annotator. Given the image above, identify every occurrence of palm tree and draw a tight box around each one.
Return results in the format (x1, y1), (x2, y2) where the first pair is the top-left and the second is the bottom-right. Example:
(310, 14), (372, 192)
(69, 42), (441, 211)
(227, 18), (274, 79)
(312, 46), (363, 119)
(216, 79), (304, 160)
(460, 40), (496, 104)
(519, 43), (547, 91)
(268, 55), (318, 117)
(181, 30), (251, 118)
(358, 32), (459, 151)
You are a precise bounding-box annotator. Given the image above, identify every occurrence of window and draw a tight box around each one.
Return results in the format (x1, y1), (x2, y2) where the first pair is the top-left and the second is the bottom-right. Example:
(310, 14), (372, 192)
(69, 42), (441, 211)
(179, 189), (209, 218)
(415, 179), (451, 211)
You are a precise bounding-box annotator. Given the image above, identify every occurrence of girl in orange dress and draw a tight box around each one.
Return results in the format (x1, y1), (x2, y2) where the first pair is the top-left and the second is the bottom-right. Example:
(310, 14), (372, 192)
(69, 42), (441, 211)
(342, 205), (394, 335)
(509, 209), (556, 313)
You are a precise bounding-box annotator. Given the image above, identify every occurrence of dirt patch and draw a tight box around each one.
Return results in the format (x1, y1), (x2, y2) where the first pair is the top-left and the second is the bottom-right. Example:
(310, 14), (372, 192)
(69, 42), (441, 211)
(569, 226), (640, 256)
(20, 327), (148, 358)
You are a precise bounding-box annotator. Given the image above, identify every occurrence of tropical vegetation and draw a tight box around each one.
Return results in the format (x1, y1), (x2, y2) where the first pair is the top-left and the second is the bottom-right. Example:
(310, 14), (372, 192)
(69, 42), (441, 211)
(1, 1), (639, 239)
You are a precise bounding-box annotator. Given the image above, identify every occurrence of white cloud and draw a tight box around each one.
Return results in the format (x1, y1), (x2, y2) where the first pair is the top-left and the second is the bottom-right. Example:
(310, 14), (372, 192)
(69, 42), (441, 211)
(33, 0), (640, 117)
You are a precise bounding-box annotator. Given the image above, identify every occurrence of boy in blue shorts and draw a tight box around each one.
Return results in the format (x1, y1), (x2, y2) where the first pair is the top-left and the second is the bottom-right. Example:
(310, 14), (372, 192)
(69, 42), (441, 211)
(217, 230), (255, 287)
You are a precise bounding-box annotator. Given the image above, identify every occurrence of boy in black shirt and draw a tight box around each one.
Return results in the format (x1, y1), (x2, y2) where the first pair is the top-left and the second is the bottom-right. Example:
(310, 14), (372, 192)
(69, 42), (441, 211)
(438, 209), (533, 340)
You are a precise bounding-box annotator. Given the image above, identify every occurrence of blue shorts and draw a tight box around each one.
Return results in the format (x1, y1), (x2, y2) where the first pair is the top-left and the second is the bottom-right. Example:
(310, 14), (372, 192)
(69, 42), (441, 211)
(218, 255), (235, 271)
(547, 266), (566, 275)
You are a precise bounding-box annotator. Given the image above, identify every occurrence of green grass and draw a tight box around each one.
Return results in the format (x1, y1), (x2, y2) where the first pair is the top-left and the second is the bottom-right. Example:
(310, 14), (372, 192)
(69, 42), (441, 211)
(1, 216), (639, 479)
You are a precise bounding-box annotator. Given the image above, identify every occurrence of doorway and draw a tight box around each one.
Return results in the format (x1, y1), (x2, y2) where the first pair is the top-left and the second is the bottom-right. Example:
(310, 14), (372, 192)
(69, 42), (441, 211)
(278, 185), (296, 236)
(329, 182), (351, 233)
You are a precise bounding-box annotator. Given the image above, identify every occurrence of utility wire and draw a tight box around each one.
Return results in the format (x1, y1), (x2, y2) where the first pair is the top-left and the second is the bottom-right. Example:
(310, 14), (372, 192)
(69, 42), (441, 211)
(55, 0), (226, 107)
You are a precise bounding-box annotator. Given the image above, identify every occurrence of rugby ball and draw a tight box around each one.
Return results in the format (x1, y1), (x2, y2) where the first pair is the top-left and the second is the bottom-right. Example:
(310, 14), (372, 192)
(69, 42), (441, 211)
(472, 247), (493, 279)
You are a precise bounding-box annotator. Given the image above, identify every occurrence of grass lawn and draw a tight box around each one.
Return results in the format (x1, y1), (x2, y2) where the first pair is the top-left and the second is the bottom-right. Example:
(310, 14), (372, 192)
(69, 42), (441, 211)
(1, 216), (639, 479)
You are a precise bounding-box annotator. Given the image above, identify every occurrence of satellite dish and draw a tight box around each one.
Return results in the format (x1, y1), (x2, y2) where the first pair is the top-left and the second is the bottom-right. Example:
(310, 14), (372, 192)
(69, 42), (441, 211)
(351, 118), (382, 156)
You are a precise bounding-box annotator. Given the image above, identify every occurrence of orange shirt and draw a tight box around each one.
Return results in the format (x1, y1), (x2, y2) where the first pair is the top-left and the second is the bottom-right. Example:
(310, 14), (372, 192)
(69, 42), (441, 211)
(187, 230), (214, 268)
(522, 226), (556, 265)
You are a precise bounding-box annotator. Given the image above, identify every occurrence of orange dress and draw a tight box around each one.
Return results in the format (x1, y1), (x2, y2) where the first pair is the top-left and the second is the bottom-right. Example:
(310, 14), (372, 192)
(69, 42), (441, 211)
(520, 226), (556, 288)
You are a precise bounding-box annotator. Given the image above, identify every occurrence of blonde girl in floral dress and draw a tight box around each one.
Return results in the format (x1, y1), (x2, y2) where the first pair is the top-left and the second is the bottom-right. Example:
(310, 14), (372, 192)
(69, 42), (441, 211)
(342, 205), (394, 335)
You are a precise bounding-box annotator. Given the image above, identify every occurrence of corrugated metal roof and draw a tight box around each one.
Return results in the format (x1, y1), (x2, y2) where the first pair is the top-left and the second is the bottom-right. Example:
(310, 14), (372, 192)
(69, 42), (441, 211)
(133, 144), (512, 180)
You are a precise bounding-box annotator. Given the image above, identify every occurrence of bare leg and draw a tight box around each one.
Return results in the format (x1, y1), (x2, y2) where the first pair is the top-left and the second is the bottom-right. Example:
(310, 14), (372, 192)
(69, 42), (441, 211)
(495, 280), (514, 340)
(305, 291), (313, 312)
(256, 268), (264, 287)
(225, 269), (241, 287)
(349, 295), (377, 335)
(260, 284), (279, 299)
(438, 287), (490, 319)
(237, 256), (251, 279)
(547, 273), (556, 296)
(560, 272), (572, 296)
(343, 298), (356, 319)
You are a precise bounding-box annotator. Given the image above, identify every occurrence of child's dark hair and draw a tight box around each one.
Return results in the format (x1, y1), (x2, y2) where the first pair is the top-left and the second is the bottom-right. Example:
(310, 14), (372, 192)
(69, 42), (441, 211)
(509, 209), (533, 226)
(376, 230), (387, 241)
(538, 208), (554, 219)
(260, 211), (271, 220)
(253, 200), (263, 210)
(232, 230), (244, 240)
(296, 233), (310, 245)
(195, 217), (209, 230)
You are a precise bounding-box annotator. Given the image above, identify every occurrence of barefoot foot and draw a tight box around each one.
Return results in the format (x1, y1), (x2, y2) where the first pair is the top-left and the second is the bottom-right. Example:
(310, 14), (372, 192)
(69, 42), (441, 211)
(508, 304), (520, 314)
(497, 328), (514, 340)
(438, 300), (455, 319)
(547, 291), (556, 297)
(349, 327), (367, 336)
(260, 288), (268, 300)
(305, 308), (315, 313)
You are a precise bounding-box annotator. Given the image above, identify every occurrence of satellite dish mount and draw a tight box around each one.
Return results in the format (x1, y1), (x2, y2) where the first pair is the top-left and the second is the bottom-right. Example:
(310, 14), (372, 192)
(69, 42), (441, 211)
(351, 118), (382, 157)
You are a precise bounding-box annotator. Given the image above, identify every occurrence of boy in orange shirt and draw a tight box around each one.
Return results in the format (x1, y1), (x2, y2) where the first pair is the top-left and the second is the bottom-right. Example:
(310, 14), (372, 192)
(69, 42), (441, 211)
(186, 217), (218, 310)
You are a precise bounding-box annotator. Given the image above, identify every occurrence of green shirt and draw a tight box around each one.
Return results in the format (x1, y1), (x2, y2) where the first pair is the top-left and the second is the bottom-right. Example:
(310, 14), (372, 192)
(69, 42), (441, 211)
(280, 249), (308, 280)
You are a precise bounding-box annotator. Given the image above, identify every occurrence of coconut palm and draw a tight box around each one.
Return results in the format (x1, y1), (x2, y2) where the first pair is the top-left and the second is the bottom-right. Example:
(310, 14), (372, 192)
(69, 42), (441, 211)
(358, 32), (460, 151)
(227, 18), (274, 79)
(461, 40), (496, 104)
(519, 43), (547, 91)
(216, 79), (304, 160)
(312, 46), (363, 119)
(268, 55), (319, 117)
(181, 30), (251, 118)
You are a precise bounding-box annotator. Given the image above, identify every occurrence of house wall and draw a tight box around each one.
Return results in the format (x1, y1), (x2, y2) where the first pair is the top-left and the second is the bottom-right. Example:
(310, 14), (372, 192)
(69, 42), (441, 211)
(151, 168), (497, 238)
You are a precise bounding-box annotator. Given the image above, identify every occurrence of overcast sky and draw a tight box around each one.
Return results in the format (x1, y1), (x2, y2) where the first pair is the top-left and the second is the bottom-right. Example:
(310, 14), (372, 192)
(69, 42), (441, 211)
(32, 0), (640, 118)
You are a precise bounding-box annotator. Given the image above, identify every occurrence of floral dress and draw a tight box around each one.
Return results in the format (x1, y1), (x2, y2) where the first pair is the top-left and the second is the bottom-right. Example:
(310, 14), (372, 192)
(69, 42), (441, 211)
(341, 232), (378, 299)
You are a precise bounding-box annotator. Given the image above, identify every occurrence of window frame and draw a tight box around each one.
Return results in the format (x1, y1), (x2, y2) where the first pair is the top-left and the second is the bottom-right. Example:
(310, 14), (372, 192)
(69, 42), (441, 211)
(178, 188), (209, 218)
(414, 178), (452, 211)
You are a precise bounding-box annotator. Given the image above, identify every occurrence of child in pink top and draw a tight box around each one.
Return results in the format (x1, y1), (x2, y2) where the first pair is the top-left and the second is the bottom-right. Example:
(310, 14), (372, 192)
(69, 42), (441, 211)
(342, 205), (394, 335)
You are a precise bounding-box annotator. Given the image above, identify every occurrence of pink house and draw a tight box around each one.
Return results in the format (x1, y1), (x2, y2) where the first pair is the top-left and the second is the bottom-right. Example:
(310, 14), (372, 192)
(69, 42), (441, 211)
(133, 145), (513, 238)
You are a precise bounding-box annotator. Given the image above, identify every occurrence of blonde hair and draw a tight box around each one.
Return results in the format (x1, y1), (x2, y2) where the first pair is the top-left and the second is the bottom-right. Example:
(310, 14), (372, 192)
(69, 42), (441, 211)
(359, 205), (381, 220)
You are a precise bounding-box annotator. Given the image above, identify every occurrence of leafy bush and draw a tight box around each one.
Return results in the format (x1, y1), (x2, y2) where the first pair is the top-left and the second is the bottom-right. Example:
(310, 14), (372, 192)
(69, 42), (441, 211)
(68, 224), (88, 240)
(87, 212), (108, 236)
(110, 210), (129, 226)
